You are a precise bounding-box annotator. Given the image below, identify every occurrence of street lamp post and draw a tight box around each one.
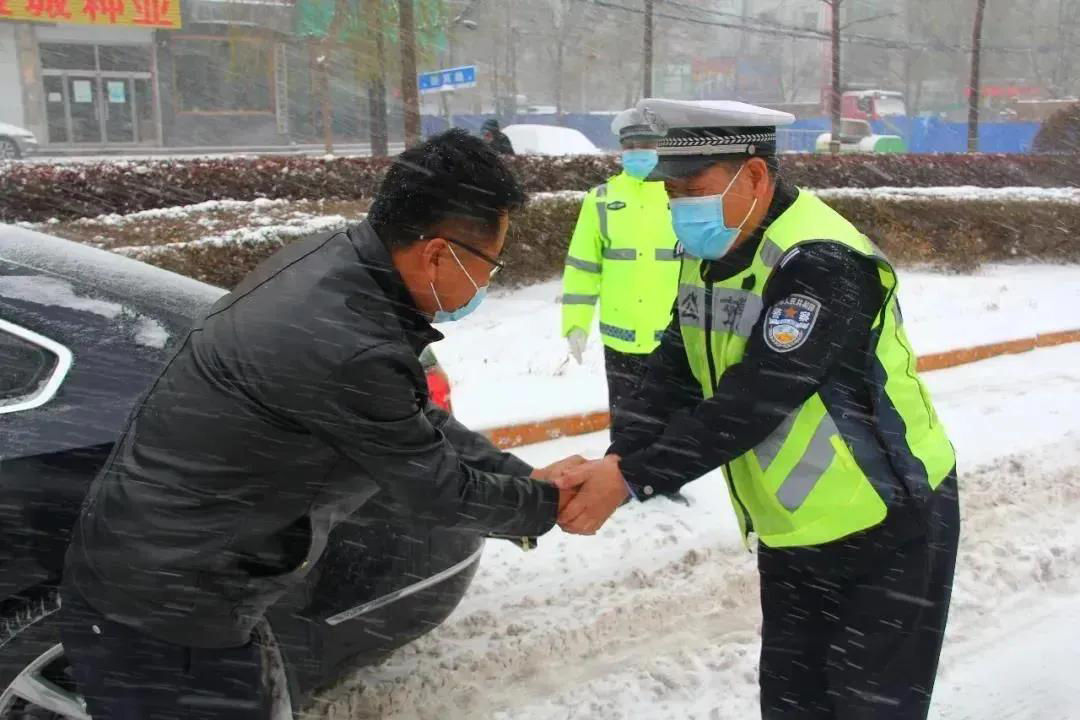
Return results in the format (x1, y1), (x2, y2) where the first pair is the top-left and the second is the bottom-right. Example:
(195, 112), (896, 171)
(442, 4), (479, 130)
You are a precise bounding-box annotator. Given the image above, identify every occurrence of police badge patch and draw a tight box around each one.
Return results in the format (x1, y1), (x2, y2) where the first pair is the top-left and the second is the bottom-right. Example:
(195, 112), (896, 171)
(763, 294), (821, 353)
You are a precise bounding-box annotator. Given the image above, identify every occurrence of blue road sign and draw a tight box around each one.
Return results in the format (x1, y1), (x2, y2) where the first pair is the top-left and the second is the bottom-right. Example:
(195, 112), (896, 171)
(418, 65), (478, 94)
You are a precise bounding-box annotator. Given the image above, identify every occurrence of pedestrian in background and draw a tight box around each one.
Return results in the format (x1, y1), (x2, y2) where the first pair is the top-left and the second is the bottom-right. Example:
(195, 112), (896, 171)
(561, 108), (679, 439)
(482, 118), (516, 155)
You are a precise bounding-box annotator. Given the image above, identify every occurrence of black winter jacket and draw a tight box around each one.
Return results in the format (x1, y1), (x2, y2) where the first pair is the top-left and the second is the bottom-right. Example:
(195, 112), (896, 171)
(65, 222), (558, 648)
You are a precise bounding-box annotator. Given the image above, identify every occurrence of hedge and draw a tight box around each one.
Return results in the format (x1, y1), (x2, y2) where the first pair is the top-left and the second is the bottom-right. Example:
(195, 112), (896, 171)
(4, 153), (1080, 224)
(115, 194), (1080, 290)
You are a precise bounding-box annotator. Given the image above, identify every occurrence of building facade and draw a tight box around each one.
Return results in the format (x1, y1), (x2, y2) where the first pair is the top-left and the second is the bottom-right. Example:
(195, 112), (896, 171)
(0, 1), (348, 151)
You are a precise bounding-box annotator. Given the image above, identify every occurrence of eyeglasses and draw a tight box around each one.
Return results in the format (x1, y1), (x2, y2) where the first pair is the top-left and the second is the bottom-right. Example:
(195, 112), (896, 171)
(423, 235), (505, 279)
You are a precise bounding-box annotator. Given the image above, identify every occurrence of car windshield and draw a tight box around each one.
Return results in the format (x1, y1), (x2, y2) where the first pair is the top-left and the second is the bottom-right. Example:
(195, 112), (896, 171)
(0, 4), (1075, 720)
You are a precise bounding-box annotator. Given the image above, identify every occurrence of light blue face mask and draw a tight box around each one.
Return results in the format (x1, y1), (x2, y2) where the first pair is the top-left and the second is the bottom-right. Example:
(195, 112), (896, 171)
(669, 162), (757, 260)
(431, 245), (488, 323)
(621, 149), (659, 180)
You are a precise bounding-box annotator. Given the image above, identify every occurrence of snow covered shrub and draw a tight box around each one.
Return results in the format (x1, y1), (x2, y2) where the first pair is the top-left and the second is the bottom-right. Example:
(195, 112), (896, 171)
(117, 193), (1080, 290)
(4, 153), (1078, 225)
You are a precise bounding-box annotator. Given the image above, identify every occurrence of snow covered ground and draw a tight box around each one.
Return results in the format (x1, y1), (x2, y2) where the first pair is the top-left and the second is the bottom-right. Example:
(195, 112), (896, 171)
(320, 342), (1080, 720)
(438, 263), (1080, 431)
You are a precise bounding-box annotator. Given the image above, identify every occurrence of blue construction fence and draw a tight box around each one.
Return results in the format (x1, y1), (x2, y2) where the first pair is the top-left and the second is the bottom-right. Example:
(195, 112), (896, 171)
(423, 113), (1042, 154)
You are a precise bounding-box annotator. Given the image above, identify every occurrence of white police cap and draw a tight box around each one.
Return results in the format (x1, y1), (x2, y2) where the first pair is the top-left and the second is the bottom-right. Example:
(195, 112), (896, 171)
(610, 107), (664, 141)
(635, 98), (796, 178)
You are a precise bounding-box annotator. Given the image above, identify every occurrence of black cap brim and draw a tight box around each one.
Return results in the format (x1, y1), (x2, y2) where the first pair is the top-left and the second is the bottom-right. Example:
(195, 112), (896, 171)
(647, 155), (727, 181)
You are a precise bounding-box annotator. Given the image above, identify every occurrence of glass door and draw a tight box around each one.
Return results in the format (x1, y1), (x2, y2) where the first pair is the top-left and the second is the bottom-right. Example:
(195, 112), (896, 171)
(133, 78), (157, 144)
(103, 77), (135, 143)
(43, 76), (69, 144)
(67, 76), (102, 143)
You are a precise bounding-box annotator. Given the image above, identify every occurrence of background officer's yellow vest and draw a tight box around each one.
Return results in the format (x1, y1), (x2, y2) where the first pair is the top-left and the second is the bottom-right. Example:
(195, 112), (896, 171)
(678, 190), (956, 548)
(561, 173), (680, 355)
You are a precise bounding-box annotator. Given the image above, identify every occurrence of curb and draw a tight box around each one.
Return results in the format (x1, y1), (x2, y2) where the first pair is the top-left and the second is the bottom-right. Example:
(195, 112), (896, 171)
(484, 329), (1080, 450)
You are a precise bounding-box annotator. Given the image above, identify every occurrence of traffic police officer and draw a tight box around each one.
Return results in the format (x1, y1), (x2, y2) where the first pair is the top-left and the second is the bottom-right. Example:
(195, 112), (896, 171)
(561, 108), (679, 438)
(556, 99), (961, 719)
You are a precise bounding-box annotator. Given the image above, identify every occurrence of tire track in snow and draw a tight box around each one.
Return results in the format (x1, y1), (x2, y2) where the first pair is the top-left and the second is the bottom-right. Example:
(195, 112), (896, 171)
(313, 432), (1080, 720)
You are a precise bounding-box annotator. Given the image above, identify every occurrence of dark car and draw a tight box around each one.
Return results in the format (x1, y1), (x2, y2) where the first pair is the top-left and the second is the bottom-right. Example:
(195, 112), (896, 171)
(0, 226), (476, 719)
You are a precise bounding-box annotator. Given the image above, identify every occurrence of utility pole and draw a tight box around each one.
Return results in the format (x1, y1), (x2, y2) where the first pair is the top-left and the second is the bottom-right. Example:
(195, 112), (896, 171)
(967, 0), (987, 153)
(828, 0), (842, 155)
(643, 0), (654, 97)
(399, 0), (421, 147)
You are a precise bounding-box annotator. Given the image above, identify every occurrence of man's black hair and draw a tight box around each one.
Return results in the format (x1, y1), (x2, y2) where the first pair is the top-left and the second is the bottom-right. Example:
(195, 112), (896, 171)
(369, 129), (526, 249)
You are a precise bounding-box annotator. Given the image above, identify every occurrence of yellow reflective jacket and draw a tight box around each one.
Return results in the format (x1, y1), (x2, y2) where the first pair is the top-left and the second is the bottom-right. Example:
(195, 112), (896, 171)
(561, 172), (680, 355)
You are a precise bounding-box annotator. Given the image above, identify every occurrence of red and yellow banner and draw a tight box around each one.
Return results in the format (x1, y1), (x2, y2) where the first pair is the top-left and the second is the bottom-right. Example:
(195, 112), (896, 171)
(0, 0), (182, 29)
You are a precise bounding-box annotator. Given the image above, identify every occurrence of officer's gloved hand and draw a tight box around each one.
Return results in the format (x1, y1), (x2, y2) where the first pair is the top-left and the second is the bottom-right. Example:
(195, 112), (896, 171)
(567, 328), (587, 365)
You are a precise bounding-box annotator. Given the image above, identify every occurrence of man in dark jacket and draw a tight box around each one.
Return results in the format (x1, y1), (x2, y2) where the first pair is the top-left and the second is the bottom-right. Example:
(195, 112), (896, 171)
(60, 130), (577, 718)
(482, 118), (515, 155)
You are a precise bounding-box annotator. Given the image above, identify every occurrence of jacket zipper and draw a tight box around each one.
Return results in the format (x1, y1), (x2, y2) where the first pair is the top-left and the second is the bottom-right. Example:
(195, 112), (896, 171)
(704, 279), (752, 540)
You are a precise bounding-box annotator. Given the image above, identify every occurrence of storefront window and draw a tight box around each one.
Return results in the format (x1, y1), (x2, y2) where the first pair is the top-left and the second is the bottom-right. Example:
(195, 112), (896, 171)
(99, 46), (152, 72)
(39, 44), (96, 71)
(173, 38), (273, 113)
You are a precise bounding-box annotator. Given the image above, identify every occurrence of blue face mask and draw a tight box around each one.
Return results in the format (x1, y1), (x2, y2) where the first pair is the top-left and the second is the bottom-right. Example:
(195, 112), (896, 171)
(621, 149), (659, 180)
(668, 162), (757, 260)
(431, 245), (488, 323)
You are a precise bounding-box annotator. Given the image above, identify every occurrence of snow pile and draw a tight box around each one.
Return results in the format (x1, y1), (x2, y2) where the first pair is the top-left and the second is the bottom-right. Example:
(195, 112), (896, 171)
(437, 264), (1080, 431)
(814, 185), (1080, 204)
(530, 190), (588, 203)
(78, 197), (291, 226)
(112, 215), (351, 258)
(320, 344), (1080, 720)
(530, 187), (1080, 205)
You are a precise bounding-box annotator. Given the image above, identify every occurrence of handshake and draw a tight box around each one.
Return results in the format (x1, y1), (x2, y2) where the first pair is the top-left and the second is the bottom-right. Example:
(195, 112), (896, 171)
(531, 455), (631, 535)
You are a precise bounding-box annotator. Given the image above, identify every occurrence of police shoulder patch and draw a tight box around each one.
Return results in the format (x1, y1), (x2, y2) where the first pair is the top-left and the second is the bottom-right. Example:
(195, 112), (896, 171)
(763, 293), (821, 353)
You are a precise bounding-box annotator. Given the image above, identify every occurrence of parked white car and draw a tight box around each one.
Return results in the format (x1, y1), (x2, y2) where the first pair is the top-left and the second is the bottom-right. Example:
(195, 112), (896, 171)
(501, 124), (602, 156)
(0, 122), (38, 160)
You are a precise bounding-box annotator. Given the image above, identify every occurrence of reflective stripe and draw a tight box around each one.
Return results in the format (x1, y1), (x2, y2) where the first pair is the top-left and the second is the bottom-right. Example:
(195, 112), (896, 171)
(774, 416), (839, 512)
(677, 283), (707, 330)
(562, 293), (599, 306)
(892, 300), (903, 327)
(754, 411), (799, 471)
(600, 322), (636, 342)
(654, 329), (666, 342)
(680, 285), (761, 338)
(602, 248), (637, 260)
(566, 256), (601, 273)
(595, 184), (610, 245)
(655, 248), (679, 261)
(712, 288), (763, 338)
(760, 238), (785, 267)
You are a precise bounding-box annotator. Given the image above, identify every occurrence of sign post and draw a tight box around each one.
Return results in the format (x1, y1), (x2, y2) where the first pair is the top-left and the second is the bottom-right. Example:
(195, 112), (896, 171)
(418, 65), (477, 129)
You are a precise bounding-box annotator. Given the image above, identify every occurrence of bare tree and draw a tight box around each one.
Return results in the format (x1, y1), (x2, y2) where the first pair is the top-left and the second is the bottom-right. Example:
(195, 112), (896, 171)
(399, 0), (422, 146)
(968, 0), (987, 152)
(365, 0), (389, 156)
(643, 0), (654, 97)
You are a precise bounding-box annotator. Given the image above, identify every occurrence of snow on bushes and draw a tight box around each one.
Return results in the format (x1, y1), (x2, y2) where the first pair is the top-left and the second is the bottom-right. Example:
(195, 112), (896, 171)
(4, 152), (1080, 224)
(49, 192), (1079, 290)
